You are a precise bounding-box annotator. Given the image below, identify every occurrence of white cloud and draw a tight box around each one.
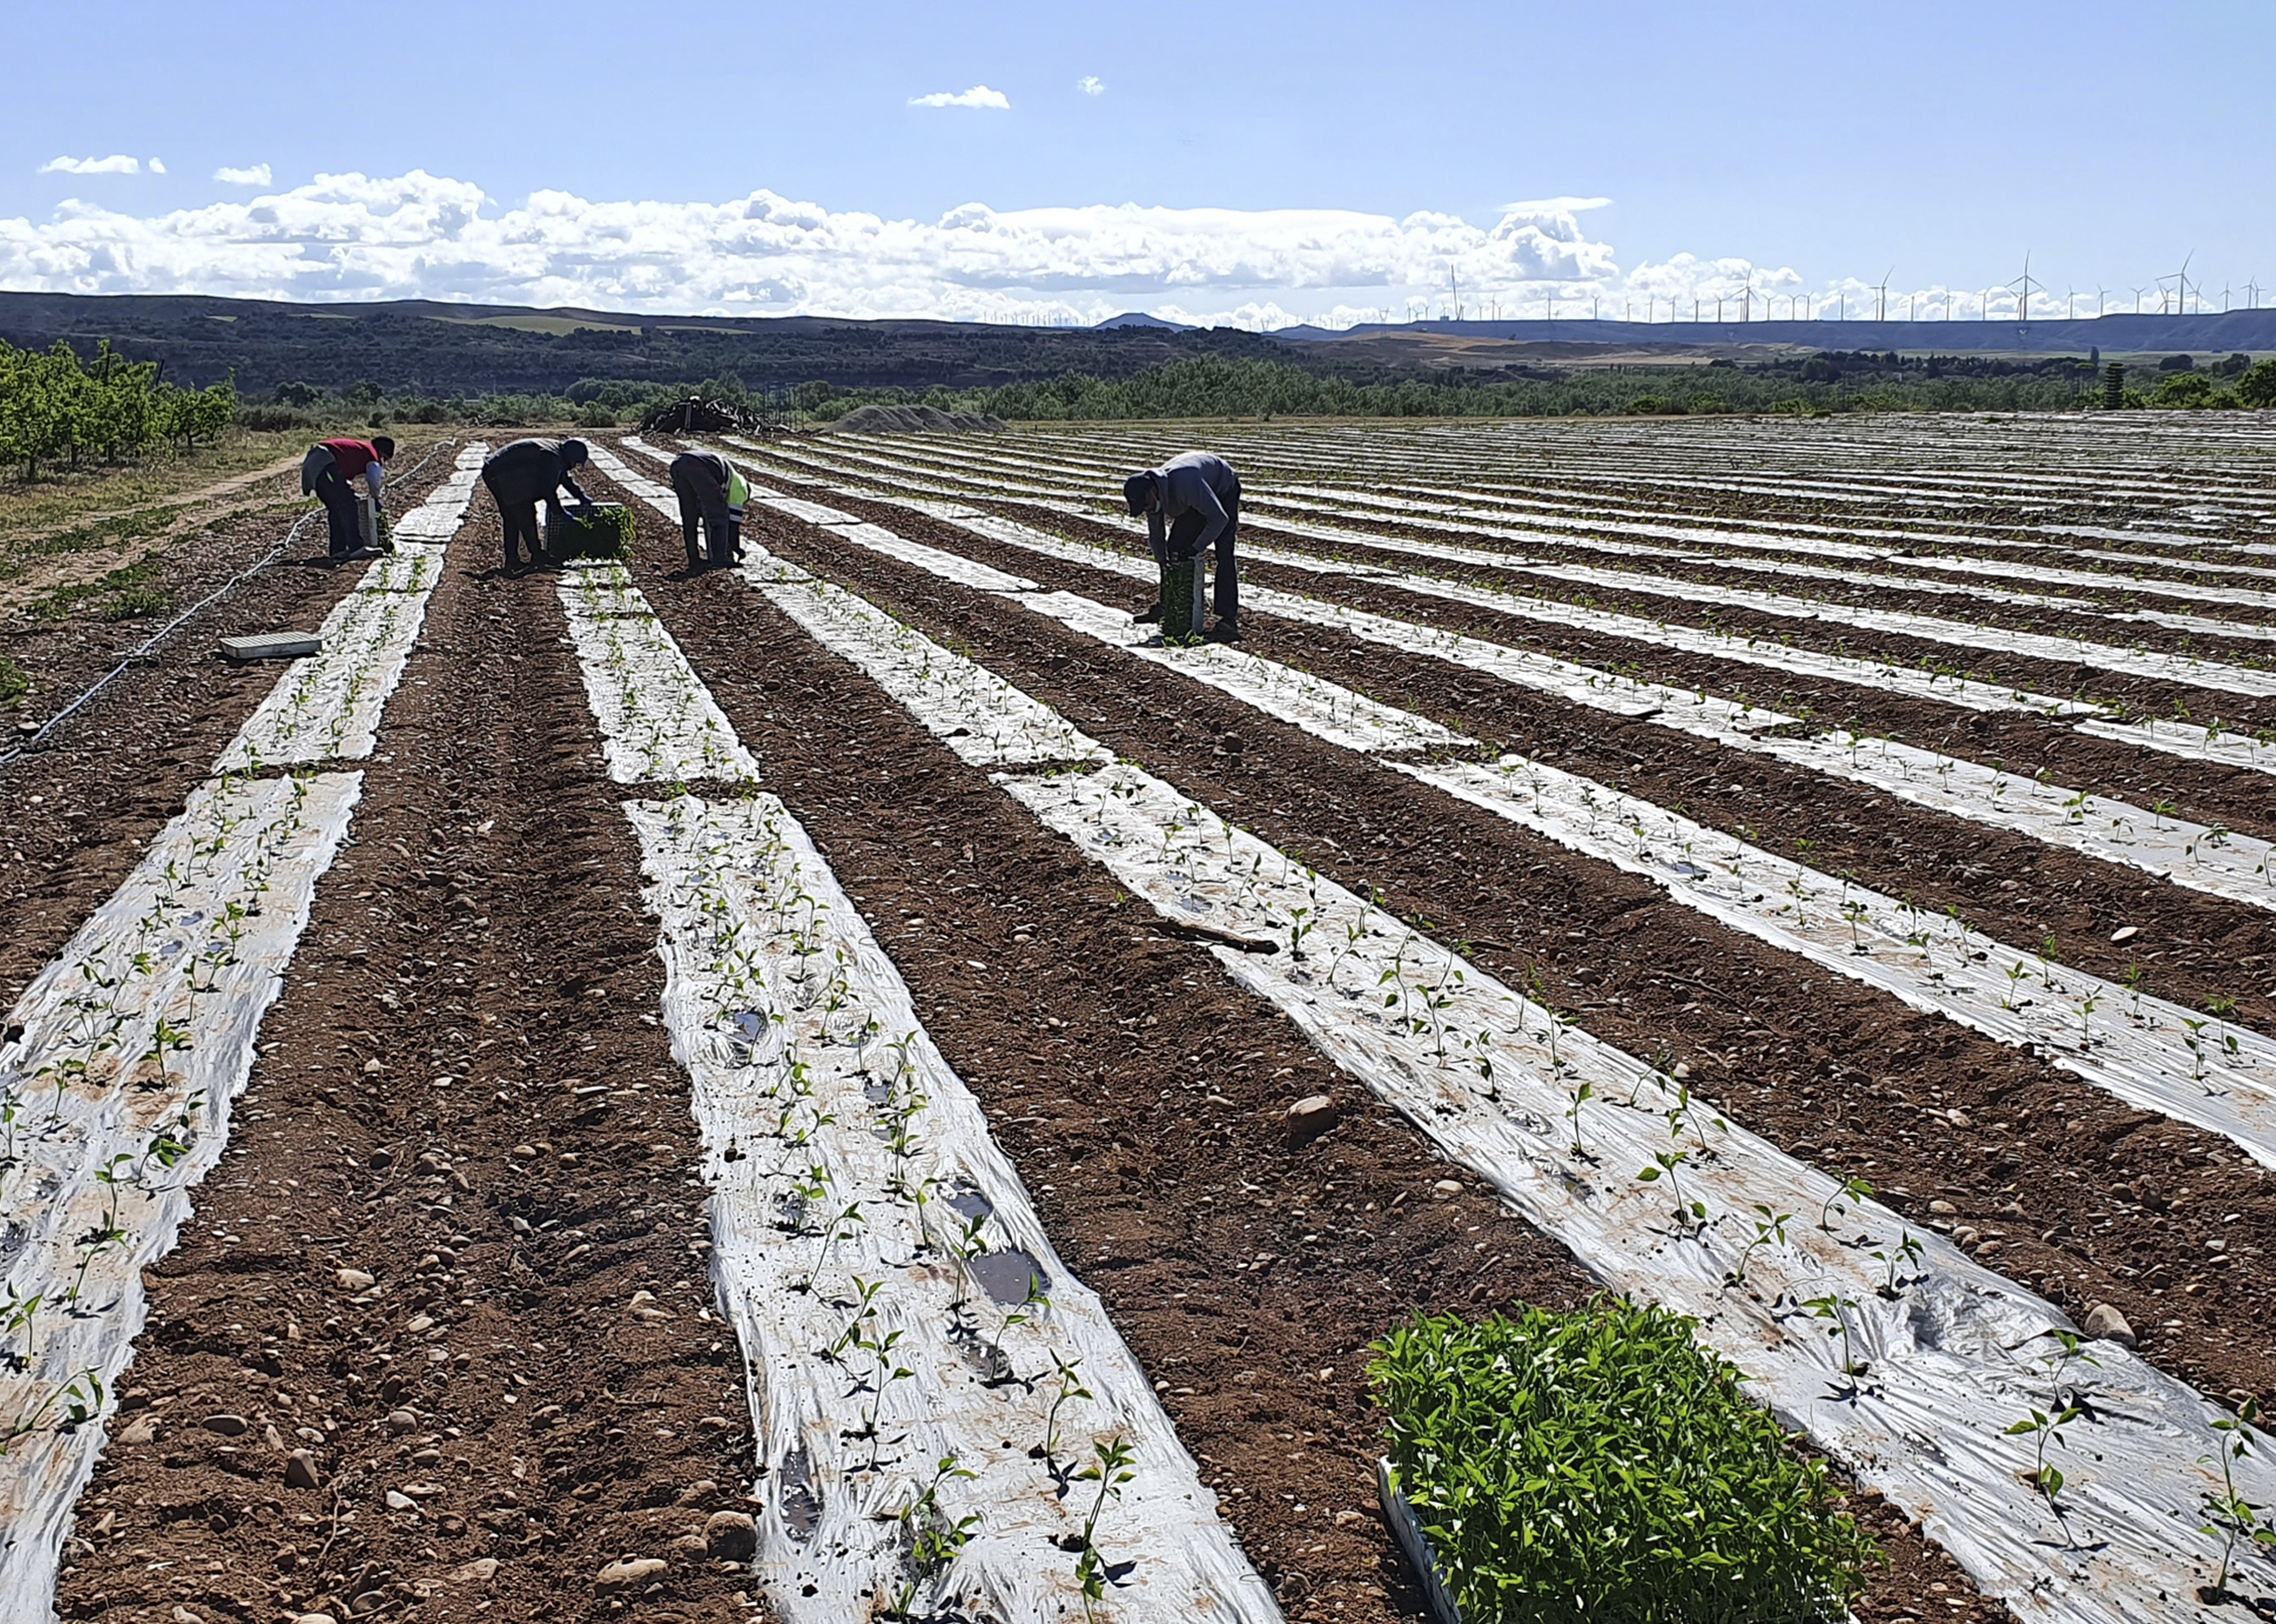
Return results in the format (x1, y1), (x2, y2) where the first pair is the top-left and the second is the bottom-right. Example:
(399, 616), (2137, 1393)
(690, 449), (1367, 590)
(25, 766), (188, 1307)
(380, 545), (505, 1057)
(909, 84), (1011, 109)
(1077, 76), (1104, 96)
(148, 157), (165, 174)
(0, 168), (1853, 331)
(212, 164), (274, 187)
(38, 155), (141, 176)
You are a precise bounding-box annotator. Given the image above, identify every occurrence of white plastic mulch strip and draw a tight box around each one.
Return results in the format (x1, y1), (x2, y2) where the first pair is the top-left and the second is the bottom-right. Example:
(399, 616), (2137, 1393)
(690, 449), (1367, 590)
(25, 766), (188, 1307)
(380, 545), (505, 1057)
(747, 477), (2276, 917)
(556, 564), (1275, 1620)
(738, 500), (2276, 1168)
(388, 442), (487, 542)
(0, 772), (360, 1616)
(632, 794), (1277, 1622)
(769, 436), (2276, 773)
(736, 562), (2276, 1624)
(213, 444), (485, 772)
(556, 562), (759, 785)
(586, 441), (680, 517)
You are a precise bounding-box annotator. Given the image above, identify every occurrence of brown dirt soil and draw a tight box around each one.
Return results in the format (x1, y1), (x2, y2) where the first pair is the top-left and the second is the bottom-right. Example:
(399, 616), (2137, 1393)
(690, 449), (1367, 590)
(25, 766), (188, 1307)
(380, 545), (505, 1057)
(592, 452), (2011, 1622)
(0, 447), (461, 1011)
(51, 487), (767, 1624)
(677, 466), (2276, 1432)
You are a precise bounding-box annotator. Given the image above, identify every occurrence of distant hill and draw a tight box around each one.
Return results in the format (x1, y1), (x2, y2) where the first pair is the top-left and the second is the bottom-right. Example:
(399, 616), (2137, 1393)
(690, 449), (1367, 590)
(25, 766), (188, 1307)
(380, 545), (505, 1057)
(2, 292), (2262, 400)
(1093, 311), (1195, 331)
(0, 292), (1284, 396)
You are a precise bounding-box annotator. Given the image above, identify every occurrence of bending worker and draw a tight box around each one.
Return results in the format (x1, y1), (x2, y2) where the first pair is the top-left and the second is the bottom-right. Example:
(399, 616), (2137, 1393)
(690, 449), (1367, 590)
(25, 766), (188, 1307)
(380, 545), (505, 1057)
(479, 437), (594, 570)
(669, 448), (748, 572)
(302, 434), (394, 561)
(1122, 450), (1240, 640)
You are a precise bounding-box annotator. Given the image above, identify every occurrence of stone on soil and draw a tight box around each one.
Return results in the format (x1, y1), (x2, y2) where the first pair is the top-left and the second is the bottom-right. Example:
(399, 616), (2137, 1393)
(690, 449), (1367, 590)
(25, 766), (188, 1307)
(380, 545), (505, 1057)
(597, 1556), (669, 1592)
(2083, 1302), (2137, 1347)
(336, 1267), (374, 1290)
(1285, 1093), (1338, 1148)
(284, 1450), (323, 1490)
(202, 1412), (248, 1436)
(704, 1510), (758, 1561)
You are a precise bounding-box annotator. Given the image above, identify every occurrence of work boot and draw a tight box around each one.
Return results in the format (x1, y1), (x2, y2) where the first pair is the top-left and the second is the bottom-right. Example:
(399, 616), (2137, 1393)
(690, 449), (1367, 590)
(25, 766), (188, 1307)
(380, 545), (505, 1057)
(1134, 603), (1162, 624)
(686, 548), (707, 574)
(1207, 619), (1242, 643)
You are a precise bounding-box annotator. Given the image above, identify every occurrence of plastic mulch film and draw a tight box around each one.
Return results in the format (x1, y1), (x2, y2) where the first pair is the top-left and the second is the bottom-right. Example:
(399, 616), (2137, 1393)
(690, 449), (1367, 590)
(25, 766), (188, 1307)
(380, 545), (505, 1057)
(555, 564), (758, 785)
(629, 794), (1279, 1622)
(0, 772), (361, 1620)
(748, 508), (2276, 1169)
(745, 558), (2276, 1624)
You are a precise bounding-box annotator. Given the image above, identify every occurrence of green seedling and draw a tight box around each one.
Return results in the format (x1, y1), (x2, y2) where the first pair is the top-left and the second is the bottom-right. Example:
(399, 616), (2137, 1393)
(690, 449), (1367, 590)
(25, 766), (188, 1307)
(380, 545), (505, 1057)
(2200, 1396), (2276, 1597)
(888, 1453), (981, 1620)
(984, 1276), (1049, 1380)
(1818, 1172), (1873, 1233)
(2006, 1402), (2086, 1540)
(1871, 1230), (1924, 1300)
(1729, 1204), (1791, 1290)
(1072, 1435), (1136, 1623)
(1635, 1150), (1703, 1230)
(2, 1368), (104, 1458)
(1039, 1352), (1091, 1468)
(1801, 1294), (1867, 1384)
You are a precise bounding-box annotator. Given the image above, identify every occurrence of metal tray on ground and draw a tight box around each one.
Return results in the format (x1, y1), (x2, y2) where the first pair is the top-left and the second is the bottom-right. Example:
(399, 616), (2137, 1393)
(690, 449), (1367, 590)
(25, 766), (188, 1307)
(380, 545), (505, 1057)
(219, 632), (322, 663)
(1376, 1457), (1461, 1624)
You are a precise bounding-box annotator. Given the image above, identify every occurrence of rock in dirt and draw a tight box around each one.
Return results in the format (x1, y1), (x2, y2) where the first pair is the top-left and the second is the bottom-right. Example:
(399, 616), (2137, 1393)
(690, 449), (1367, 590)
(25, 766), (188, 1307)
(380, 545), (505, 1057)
(386, 1410), (419, 1434)
(336, 1267), (374, 1291)
(2083, 1303), (2137, 1347)
(704, 1510), (758, 1561)
(2111, 924), (2139, 944)
(202, 1412), (248, 1436)
(446, 1558), (499, 1584)
(1431, 1179), (1463, 1200)
(597, 1556), (669, 1592)
(385, 1490), (417, 1512)
(294, 1614), (339, 1624)
(1285, 1094), (1338, 1149)
(284, 1450), (323, 1490)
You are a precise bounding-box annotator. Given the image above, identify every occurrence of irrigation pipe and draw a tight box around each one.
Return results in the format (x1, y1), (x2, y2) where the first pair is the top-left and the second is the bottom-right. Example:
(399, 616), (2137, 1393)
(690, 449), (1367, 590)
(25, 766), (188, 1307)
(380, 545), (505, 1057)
(0, 437), (460, 773)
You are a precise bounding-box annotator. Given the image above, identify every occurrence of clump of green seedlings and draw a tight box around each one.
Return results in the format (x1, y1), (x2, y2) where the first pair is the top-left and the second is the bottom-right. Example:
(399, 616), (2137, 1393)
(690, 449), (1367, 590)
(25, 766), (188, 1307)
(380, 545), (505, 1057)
(2006, 1330), (2098, 1546)
(1370, 1298), (1878, 1622)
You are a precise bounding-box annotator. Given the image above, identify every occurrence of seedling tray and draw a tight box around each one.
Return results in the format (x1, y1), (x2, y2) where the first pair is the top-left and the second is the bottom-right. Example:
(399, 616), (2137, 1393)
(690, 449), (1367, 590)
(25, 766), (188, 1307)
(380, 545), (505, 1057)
(1376, 1458), (1461, 1624)
(219, 632), (322, 663)
(548, 502), (636, 560)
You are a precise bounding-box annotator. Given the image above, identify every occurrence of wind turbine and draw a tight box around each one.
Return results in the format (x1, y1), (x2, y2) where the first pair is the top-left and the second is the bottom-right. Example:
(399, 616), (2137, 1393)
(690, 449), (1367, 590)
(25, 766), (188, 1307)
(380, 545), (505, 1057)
(1875, 267), (1894, 322)
(2094, 284), (2107, 317)
(2132, 285), (2149, 315)
(2007, 252), (2042, 325)
(2158, 252), (2194, 316)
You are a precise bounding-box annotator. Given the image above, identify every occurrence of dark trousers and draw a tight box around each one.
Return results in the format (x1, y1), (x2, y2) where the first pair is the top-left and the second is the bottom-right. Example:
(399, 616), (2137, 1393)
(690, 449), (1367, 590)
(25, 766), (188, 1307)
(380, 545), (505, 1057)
(488, 479), (544, 566)
(313, 463), (361, 556)
(1166, 490), (1239, 622)
(669, 457), (739, 570)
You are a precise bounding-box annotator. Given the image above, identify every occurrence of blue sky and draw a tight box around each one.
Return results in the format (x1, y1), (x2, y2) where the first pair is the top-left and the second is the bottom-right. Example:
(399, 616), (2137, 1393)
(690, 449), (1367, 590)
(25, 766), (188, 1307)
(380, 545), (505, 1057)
(4, 0), (2269, 324)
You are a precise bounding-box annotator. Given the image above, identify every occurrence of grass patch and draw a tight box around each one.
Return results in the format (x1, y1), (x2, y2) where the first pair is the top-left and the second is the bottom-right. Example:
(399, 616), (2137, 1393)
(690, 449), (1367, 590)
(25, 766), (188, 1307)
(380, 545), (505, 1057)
(29, 556), (173, 623)
(0, 655), (26, 707)
(0, 427), (310, 543)
(5, 503), (187, 562)
(1371, 1297), (1877, 1623)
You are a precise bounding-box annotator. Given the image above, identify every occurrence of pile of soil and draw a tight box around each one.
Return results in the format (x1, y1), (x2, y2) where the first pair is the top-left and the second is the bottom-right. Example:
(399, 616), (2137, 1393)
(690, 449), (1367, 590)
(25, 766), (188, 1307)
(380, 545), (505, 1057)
(826, 404), (1006, 436)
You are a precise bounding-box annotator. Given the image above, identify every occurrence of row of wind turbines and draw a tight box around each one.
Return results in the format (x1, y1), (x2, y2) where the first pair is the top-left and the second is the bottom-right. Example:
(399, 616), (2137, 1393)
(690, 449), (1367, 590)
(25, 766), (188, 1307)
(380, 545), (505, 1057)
(1415, 255), (2264, 324)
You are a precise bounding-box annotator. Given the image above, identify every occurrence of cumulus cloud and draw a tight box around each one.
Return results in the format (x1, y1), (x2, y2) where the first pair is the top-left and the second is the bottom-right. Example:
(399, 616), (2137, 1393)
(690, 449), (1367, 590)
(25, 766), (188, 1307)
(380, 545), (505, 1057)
(909, 85), (1011, 109)
(0, 167), (1841, 330)
(148, 157), (166, 174)
(1077, 76), (1104, 96)
(212, 163), (272, 187)
(38, 155), (142, 176)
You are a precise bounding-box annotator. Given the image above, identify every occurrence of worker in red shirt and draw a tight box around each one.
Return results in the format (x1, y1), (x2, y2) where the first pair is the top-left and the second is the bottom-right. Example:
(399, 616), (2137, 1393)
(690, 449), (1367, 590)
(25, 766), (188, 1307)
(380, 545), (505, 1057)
(301, 435), (396, 560)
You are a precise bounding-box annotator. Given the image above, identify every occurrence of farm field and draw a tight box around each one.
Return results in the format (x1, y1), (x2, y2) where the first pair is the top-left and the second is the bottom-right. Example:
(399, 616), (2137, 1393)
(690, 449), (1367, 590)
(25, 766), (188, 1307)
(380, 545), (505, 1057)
(7, 411), (2276, 1624)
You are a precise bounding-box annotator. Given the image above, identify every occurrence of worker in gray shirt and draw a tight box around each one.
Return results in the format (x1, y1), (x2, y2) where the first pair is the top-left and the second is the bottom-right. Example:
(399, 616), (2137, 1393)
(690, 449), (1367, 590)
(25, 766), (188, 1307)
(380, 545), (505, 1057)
(480, 436), (595, 570)
(1122, 451), (1240, 639)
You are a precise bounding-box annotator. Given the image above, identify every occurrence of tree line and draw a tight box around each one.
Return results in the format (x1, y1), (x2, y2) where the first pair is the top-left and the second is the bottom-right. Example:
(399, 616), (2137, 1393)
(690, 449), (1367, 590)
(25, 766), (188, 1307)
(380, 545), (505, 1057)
(0, 339), (237, 479)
